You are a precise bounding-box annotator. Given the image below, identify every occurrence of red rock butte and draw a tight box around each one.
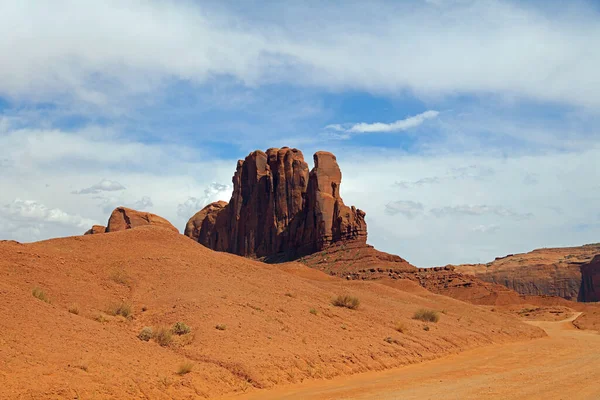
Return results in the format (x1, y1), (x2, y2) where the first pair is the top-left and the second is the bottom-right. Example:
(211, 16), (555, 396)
(185, 147), (372, 262)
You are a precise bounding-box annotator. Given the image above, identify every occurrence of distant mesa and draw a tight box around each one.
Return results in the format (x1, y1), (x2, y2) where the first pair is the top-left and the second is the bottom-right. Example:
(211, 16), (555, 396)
(84, 207), (178, 235)
(184, 147), (413, 271)
(580, 254), (600, 302)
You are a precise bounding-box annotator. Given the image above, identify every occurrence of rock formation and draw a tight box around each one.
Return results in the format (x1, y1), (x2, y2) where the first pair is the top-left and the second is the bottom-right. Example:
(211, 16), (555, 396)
(580, 255), (600, 302)
(105, 207), (178, 233)
(84, 225), (106, 235)
(455, 244), (600, 302)
(185, 147), (400, 265)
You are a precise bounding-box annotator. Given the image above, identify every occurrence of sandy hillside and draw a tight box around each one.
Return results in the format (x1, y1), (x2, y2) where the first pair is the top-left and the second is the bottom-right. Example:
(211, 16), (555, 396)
(0, 227), (543, 399)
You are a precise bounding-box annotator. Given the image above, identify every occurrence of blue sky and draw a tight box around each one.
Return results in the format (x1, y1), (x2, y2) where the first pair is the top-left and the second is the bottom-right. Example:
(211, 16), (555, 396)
(1, 0), (599, 266)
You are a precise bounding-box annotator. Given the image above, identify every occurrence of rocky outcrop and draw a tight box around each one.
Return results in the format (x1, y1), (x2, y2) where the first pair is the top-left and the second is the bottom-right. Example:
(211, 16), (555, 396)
(455, 244), (600, 302)
(105, 207), (178, 233)
(580, 255), (600, 302)
(185, 147), (381, 263)
(84, 225), (106, 235)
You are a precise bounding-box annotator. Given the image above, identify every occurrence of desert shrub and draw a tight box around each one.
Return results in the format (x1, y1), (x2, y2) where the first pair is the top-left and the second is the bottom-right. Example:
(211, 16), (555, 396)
(215, 324), (227, 331)
(172, 322), (191, 335)
(68, 304), (80, 315)
(154, 327), (172, 347)
(413, 309), (439, 323)
(32, 287), (50, 303)
(177, 362), (193, 375)
(109, 268), (130, 286)
(138, 327), (153, 341)
(94, 313), (108, 323)
(106, 302), (132, 318)
(395, 322), (407, 333)
(332, 295), (360, 310)
(309, 308), (318, 315)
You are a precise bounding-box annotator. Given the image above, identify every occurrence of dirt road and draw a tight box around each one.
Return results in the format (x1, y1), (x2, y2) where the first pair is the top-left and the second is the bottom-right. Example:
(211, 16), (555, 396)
(229, 313), (600, 400)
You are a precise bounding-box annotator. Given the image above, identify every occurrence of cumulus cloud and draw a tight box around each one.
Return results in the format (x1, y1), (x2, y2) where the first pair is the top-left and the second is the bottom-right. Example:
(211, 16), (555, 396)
(0, 198), (98, 241)
(1, 1), (600, 109)
(72, 179), (126, 194)
(326, 111), (439, 135)
(177, 183), (232, 219)
(384, 201), (425, 218)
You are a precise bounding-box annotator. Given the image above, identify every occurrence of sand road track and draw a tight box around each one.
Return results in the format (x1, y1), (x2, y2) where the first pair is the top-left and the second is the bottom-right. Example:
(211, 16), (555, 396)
(229, 313), (600, 400)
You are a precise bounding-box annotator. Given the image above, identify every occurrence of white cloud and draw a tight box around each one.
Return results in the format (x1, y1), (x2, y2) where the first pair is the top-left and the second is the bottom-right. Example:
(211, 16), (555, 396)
(0, 198), (98, 241)
(176, 183), (232, 219)
(1, 1), (600, 110)
(384, 201), (425, 218)
(430, 205), (532, 219)
(328, 111), (440, 134)
(73, 179), (126, 194)
(472, 224), (500, 234)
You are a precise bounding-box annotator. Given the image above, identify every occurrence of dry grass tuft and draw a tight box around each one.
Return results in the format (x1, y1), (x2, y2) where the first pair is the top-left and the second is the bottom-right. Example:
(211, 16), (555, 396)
(68, 304), (80, 315)
(395, 322), (407, 333)
(109, 268), (130, 286)
(413, 309), (439, 323)
(332, 295), (360, 310)
(106, 302), (132, 318)
(172, 322), (191, 335)
(154, 327), (172, 347)
(32, 287), (50, 303)
(309, 308), (318, 315)
(177, 362), (193, 375)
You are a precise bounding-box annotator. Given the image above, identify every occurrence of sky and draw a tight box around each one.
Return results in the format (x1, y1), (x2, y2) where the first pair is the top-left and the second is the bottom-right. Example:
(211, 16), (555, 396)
(1, 0), (599, 267)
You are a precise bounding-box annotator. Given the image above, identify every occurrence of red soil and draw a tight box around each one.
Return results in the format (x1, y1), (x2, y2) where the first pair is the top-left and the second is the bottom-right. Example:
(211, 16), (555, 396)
(0, 227), (543, 399)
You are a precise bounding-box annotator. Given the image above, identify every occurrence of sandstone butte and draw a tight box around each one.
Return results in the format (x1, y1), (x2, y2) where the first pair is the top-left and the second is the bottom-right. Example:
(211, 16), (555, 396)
(185, 147), (414, 273)
(453, 243), (600, 302)
(84, 206), (179, 235)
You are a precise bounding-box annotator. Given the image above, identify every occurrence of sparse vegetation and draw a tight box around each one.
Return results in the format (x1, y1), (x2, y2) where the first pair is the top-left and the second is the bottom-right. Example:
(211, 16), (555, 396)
(177, 362), (193, 375)
(94, 313), (108, 323)
(32, 287), (50, 303)
(309, 308), (318, 315)
(423, 325), (430, 331)
(332, 295), (360, 310)
(68, 304), (80, 315)
(172, 322), (191, 335)
(154, 327), (172, 347)
(395, 322), (407, 333)
(215, 324), (226, 331)
(138, 327), (153, 341)
(109, 268), (130, 286)
(106, 301), (132, 318)
(413, 309), (439, 323)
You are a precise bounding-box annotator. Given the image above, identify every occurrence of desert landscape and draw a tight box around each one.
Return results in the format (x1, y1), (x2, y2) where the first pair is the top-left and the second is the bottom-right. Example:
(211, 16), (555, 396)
(1, 147), (598, 399)
(2, 2), (600, 399)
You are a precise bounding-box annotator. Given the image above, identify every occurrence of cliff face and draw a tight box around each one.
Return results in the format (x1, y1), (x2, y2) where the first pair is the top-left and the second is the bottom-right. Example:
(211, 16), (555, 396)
(455, 244), (600, 302)
(580, 255), (600, 302)
(184, 147), (372, 261)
